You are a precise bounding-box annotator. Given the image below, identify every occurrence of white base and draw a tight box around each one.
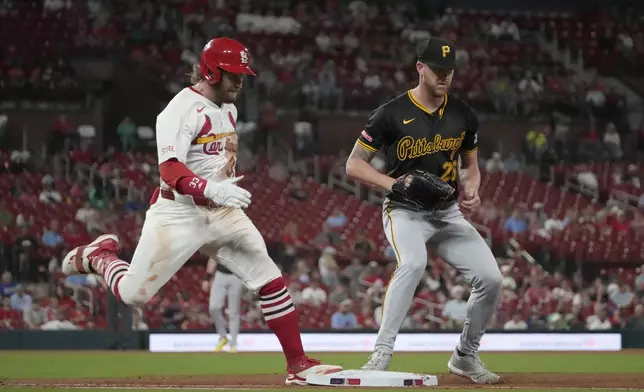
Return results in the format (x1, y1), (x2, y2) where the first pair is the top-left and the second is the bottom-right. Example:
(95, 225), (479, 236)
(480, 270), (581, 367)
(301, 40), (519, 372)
(306, 369), (439, 387)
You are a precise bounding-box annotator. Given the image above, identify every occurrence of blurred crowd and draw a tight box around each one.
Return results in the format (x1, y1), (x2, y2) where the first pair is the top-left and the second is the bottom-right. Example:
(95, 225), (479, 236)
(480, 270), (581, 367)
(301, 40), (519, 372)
(1, 0), (644, 333)
(2, 0), (641, 115)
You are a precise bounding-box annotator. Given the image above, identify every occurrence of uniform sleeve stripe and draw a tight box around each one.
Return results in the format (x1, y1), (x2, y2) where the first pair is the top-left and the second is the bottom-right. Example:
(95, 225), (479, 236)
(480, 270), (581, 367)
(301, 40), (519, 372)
(357, 139), (378, 152)
(463, 147), (478, 154)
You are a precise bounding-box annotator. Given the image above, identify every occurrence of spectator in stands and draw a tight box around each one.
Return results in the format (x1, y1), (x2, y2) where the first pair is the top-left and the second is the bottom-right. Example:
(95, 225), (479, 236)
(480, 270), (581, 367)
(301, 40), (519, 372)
(325, 208), (347, 230)
(586, 79), (606, 116)
(442, 286), (468, 329)
(610, 282), (634, 309)
(318, 246), (339, 287)
(41, 309), (78, 330)
(500, 265), (517, 290)
(268, 160), (289, 181)
(328, 285), (349, 306)
(117, 116), (137, 152)
(75, 201), (100, 233)
(0, 202), (13, 227)
(546, 312), (568, 330)
(357, 304), (377, 328)
(41, 220), (64, 248)
(503, 152), (521, 172)
(504, 311), (528, 330)
(352, 232), (376, 260)
(39, 182), (62, 205)
(623, 164), (641, 189)
(23, 302), (48, 329)
(161, 301), (184, 330)
(485, 152), (505, 173)
(13, 227), (37, 280)
(626, 304), (644, 329)
(524, 124), (550, 162)
(586, 303), (612, 330)
(504, 208), (529, 234)
(0, 271), (16, 297)
(527, 307), (547, 330)
(10, 150), (31, 173)
(301, 277), (327, 306)
(10, 285), (32, 312)
(317, 61), (342, 111)
(279, 221), (301, 271)
(635, 268), (644, 297)
(529, 203), (549, 228)
(1, 297), (19, 329)
(288, 174), (308, 201)
(331, 299), (358, 330)
(69, 142), (94, 166)
(312, 222), (341, 247)
(603, 123), (623, 160)
(288, 282), (303, 305)
(291, 259), (311, 284)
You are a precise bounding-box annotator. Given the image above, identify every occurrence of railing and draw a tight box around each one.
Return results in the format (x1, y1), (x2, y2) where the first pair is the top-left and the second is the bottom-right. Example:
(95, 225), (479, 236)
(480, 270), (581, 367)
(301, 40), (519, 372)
(563, 172), (600, 200)
(609, 189), (640, 213)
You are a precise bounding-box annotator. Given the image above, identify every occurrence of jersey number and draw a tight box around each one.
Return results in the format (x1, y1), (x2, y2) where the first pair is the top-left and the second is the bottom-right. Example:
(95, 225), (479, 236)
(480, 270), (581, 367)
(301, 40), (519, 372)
(440, 160), (458, 182)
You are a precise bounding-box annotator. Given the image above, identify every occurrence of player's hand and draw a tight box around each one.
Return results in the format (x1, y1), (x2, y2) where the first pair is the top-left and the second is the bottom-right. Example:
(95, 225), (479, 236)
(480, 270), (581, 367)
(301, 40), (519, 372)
(460, 188), (481, 212)
(204, 176), (252, 208)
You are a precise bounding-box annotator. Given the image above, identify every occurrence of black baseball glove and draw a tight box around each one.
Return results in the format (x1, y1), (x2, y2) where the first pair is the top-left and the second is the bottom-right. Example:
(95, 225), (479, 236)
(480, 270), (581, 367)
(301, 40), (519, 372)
(387, 170), (455, 210)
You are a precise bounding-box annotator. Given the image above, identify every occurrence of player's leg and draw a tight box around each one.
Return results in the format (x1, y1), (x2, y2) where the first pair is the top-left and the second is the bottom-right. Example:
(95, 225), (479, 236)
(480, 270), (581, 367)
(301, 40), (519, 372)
(209, 271), (229, 352)
(226, 273), (244, 352)
(363, 204), (433, 371)
(200, 208), (342, 385)
(429, 204), (502, 384)
(62, 199), (206, 307)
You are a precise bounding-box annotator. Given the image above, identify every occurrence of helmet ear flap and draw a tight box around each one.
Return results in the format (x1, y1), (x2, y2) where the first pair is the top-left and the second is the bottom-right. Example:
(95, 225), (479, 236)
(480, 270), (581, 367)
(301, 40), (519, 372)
(199, 62), (221, 84)
(206, 67), (221, 84)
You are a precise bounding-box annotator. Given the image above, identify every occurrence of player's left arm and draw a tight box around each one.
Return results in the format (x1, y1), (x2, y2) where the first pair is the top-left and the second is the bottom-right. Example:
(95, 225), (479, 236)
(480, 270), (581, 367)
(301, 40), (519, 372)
(459, 106), (481, 211)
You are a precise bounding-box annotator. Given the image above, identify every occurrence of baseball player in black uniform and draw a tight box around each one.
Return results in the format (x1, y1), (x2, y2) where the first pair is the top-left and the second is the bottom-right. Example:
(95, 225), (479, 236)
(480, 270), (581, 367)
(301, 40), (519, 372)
(345, 37), (502, 384)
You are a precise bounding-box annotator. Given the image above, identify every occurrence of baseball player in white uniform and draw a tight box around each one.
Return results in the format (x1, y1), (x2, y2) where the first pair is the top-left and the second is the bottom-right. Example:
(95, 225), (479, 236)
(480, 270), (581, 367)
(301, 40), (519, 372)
(207, 257), (243, 353)
(60, 37), (341, 385)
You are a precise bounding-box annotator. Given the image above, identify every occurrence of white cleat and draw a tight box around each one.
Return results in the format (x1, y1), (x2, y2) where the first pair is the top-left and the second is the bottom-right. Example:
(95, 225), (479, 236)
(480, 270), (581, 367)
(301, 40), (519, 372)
(447, 349), (501, 384)
(285, 357), (343, 386)
(62, 234), (121, 275)
(361, 350), (392, 371)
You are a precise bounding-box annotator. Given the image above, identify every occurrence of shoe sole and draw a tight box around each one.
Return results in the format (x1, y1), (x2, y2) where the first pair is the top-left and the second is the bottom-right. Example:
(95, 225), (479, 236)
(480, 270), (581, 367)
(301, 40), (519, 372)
(448, 362), (501, 384)
(284, 366), (342, 386)
(63, 234), (120, 275)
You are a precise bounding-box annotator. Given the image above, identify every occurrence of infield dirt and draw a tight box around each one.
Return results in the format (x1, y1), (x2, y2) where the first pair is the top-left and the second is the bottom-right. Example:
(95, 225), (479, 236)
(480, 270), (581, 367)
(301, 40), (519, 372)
(5, 373), (644, 389)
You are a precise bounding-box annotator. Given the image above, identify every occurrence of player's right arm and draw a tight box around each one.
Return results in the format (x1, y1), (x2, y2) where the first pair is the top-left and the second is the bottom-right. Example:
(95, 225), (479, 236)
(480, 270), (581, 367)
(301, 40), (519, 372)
(345, 106), (396, 191)
(156, 105), (251, 208)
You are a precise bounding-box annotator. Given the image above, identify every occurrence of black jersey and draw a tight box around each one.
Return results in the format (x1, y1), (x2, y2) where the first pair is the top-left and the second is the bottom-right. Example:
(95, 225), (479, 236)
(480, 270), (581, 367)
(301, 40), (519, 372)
(356, 91), (479, 204)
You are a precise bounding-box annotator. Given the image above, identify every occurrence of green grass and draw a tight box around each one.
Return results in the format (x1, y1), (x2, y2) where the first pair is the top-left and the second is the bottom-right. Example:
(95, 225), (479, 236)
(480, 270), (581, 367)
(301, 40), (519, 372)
(1, 351), (643, 392)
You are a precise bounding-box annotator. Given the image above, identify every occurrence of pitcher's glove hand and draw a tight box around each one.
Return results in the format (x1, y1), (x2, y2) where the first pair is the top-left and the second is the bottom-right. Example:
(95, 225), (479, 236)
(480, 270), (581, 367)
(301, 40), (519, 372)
(388, 170), (455, 210)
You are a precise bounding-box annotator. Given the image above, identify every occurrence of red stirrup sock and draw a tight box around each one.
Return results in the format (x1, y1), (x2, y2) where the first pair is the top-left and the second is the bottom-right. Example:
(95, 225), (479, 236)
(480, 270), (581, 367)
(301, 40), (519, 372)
(258, 277), (305, 364)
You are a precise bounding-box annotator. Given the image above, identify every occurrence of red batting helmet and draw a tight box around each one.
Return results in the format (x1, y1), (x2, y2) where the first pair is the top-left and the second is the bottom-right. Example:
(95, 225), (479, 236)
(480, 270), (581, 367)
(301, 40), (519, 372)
(199, 37), (256, 84)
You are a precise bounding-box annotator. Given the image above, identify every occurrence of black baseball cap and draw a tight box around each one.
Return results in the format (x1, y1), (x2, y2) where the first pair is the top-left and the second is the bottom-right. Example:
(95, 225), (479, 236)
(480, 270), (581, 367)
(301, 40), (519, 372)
(416, 37), (459, 70)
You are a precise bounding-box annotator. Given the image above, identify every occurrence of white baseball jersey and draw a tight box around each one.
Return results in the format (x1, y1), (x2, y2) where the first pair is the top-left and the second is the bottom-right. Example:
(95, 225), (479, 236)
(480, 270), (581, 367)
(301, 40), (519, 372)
(156, 86), (239, 191)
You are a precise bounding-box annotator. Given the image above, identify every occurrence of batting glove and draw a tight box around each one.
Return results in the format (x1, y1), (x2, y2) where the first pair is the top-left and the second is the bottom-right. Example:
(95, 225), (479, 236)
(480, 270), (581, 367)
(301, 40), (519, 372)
(204, 176), (252, 208)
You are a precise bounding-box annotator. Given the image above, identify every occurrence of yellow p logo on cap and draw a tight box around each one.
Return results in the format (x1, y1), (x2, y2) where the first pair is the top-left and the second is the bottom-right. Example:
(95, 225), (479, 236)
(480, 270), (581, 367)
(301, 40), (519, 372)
(442, 45), (451, 58)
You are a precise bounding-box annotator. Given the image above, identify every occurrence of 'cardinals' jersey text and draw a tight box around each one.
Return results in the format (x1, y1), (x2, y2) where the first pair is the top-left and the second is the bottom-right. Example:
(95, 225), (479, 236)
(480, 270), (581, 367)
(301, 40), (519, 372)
(156, 87), (239, 191)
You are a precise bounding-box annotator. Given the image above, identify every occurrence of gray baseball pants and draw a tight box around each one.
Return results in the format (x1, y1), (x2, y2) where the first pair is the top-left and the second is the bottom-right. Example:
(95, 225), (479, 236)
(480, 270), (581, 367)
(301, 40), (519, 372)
(374, 201), (502, 355)
(209, 271), (243, 346)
